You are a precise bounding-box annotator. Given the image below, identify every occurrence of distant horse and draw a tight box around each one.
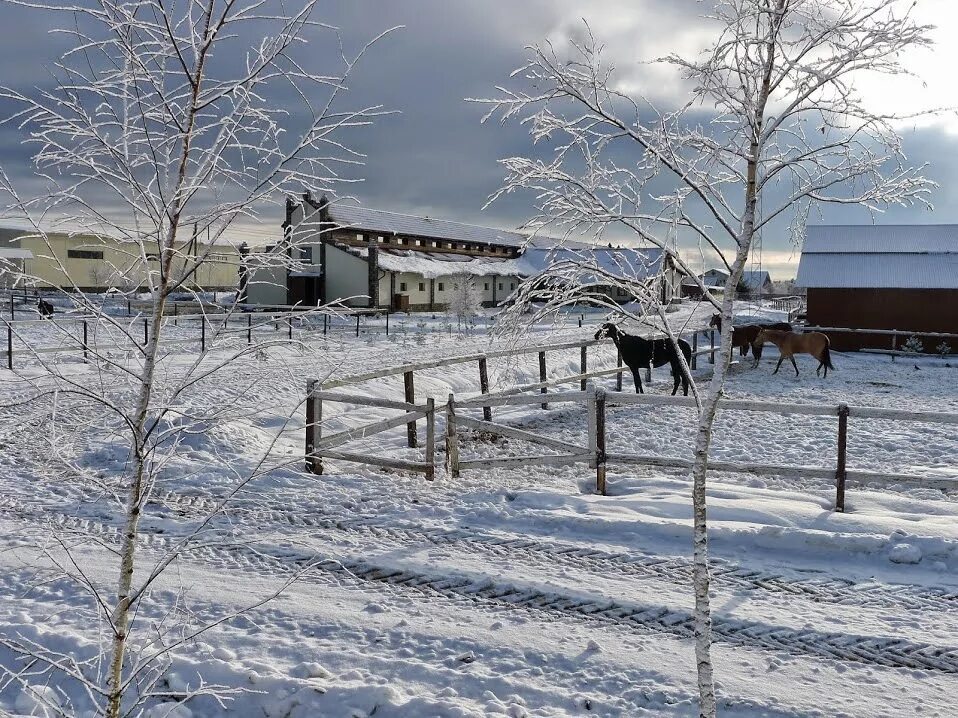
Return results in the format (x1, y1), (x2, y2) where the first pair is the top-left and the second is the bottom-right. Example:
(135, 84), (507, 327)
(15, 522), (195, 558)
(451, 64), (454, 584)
(594, 322), (692, 395)
(709, 314), (793, 366)
(37, 299), (55, 319)
(755, 328), (833, 377)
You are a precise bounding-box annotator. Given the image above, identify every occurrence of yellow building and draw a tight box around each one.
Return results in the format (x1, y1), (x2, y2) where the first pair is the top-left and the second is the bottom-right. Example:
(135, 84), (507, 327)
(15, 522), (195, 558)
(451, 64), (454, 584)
(0, 227), (243, 291)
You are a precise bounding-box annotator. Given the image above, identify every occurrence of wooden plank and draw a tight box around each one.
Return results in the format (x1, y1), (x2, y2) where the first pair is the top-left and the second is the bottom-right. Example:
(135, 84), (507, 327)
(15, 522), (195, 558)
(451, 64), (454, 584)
(539, 351), (548, 409)
(311, 391), (420, 411)
(445, 394), (460, 478)
(609, 392), (838, 417)
(458, 390), (589, 409)
(587, 384), (598, 470)
(425, 398), (435, 482)
(478, 357), (491, 422)
(458, 453), (591, 470)
(457, 415), (588, 453)
(316, 449), (431, 473)
(482, 366), (625, 399)
(804, 326), (958, 340)
(835, 404), (849, 512)
(595, 387), (607, 496)
(849, 406), (958, 424)
(606, 452), (838, 480)
(404, 370), (417, 448)
(846, 471), (958, 490)
(316, 410), (427, 450)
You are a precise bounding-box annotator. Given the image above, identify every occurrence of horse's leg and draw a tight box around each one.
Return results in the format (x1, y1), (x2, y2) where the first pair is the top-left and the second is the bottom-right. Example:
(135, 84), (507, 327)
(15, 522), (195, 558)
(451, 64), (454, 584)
(631, 366), (644, 394)
(773, 355), (784, 374)
(790, 355), (799, 376)
(670, 362), (680, 396)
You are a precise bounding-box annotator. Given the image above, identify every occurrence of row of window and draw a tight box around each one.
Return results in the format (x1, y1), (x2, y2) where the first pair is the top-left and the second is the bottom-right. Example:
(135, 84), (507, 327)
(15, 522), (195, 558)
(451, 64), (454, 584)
(355, 233), (513, 254)
(397, 281), (516, 293)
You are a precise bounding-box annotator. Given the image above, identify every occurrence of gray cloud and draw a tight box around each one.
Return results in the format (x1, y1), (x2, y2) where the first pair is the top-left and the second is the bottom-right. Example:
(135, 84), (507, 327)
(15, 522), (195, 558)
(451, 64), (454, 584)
(0, 0), (954, 278)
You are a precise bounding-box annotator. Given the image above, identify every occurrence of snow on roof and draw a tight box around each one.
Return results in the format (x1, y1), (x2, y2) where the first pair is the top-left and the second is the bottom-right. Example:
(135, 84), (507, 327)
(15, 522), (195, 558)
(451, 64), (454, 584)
(356, 244), (665, 282)
(803, 224), (958, 253)
(798, 225), (958, 288)
(325, 203), (530, 248)
(514, 246), (665, 281)
(363, 248), (523, 279)
(741, 270), (771, 290)
(0, 247), (33, 259)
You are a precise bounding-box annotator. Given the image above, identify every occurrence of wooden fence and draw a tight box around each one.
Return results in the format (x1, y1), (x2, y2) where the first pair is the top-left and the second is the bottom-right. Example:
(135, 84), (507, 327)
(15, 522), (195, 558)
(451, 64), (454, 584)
(445, 384), (958, 510)
(305, 381), (437, 480)
(304, 329), (716, 477)
(803, 325), (958, 357)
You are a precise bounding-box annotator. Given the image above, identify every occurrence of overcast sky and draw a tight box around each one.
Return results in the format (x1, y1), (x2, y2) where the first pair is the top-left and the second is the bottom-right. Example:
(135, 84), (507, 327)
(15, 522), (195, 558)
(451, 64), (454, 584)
(1, 0), (956, 278)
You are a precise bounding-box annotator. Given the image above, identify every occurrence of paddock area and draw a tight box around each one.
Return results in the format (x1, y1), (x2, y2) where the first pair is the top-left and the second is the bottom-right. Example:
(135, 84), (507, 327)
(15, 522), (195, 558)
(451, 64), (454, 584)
(1, 308), (956, 717)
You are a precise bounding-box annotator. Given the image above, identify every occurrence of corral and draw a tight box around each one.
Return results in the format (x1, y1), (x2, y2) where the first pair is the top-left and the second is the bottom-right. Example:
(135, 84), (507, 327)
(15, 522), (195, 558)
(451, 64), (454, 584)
(1, 301), (957, 717)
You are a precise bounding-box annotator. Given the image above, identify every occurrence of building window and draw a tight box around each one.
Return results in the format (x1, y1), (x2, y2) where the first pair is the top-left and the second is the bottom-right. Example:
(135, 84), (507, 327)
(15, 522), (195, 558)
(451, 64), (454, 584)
(400, 282), (407, 291)
(419, 283), (425, 292)
(438, 282), (445, 291)
(498, 283), (503, 291)
(68, 249), (104, 260)
(510, 283), (515, 290)
(484, 283), (489, 291)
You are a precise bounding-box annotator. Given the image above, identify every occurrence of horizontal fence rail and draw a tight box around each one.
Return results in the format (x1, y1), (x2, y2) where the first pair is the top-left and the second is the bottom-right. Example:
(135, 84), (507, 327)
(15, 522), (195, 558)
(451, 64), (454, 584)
(446, 385), (958, 508)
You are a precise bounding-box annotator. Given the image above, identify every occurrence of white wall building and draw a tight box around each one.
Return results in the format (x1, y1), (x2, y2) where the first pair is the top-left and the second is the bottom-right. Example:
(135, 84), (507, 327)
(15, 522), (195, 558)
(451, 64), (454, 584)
(244, 193), (680, 310)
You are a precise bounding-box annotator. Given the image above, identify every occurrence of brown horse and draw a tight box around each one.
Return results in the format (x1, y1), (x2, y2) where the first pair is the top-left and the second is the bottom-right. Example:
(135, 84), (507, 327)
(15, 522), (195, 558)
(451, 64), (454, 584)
(755, 328), (834, 377)
(709, 315), (793, 366)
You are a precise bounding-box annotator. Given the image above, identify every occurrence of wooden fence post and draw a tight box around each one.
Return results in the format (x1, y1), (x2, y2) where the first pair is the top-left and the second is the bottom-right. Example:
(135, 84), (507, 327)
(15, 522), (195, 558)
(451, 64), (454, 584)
(323, 313), (328, 335)
(305, 380), (323, 475)
(200, 316), (206, 352)
(580, 345), (588, 390)
(835, 403), (849, 512)
(386, 311), (389, 336)
(425, 397), (435, 481)
(691, 332), (698, 370)
(710, 329), (715, 364)
(478, 357), (492, 422)
(82, 320), (88, 362)
(616, 348), (623, 392)
(587, 383), (597, 470)
(143, 317), (148, 347)
(6, 320), (11, 370)
(595, 387), (607, 496)
(538, 351), (548, 409)
(173, 303), (178, 326)
(247, 313), (252, 344)
(445, 393), (459, 478)
(288, 316), (293, 341)
(890, 330), (897, 362)
(404, 369), (417, 448)
(356, 314), (361, 337)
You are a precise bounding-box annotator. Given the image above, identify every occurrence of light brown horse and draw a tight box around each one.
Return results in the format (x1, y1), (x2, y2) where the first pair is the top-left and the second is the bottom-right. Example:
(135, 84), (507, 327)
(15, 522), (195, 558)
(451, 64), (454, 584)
(755, 328), (834, 377)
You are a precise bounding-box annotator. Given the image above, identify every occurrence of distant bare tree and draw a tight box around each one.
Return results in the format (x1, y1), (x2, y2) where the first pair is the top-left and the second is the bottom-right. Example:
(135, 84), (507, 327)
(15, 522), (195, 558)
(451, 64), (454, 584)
(478, 1), (936, 714)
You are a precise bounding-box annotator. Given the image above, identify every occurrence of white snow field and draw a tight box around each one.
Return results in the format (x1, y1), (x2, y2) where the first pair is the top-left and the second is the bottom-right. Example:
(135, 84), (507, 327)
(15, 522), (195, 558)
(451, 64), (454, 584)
(0, 308), (957, 717)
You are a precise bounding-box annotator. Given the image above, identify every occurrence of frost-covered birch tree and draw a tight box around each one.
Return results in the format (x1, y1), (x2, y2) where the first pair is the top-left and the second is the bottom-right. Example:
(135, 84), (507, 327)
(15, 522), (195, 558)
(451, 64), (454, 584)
(477, 1), (936, 714)
(0, 1), (393, 715)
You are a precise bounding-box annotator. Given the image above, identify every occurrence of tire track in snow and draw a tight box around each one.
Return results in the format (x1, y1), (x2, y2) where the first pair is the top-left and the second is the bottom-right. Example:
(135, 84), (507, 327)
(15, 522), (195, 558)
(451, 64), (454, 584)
(150, 490), (958, 614)
(14, 506), (958, 676)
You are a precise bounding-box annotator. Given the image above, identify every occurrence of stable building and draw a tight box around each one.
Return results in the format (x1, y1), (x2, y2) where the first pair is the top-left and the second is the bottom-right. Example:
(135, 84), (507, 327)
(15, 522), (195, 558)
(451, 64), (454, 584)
(796, 225), (958, 351)
(245, 194), (680, 310)
(0, 226), (243, 292)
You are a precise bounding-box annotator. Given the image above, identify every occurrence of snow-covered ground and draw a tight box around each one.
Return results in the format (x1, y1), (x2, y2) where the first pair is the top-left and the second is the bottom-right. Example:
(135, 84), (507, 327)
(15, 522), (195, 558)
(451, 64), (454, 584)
(1, 304), (957, 717)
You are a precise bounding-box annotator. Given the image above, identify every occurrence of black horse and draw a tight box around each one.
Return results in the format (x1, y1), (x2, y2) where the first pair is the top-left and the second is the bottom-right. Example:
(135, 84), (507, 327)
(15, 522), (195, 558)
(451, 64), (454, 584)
(37, 298), (55, 319)
(594, 322), (692, 395)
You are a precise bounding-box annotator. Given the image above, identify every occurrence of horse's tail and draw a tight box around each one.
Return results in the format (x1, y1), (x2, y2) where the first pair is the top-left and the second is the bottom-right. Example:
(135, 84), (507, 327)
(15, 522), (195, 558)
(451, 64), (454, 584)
(822, 336), (834, 370)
